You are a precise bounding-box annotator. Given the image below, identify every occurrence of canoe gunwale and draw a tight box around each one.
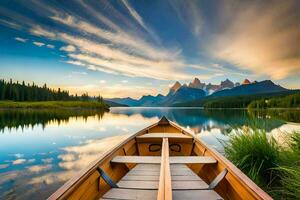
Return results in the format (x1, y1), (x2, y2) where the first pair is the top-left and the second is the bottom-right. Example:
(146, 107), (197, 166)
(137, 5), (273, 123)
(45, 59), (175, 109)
(47, 122), (159, 200)
(168, 121), (273, 200)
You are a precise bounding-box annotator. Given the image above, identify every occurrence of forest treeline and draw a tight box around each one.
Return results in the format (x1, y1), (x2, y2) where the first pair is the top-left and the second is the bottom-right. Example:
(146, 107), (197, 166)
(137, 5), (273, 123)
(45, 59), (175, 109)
(174, 90), (300, 109)
(248, 93), (300, 109)
(0, 79), (103, 102)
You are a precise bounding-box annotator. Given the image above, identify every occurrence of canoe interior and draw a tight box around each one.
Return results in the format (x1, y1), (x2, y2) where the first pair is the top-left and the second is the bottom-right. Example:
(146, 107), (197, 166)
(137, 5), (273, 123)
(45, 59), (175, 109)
(48, 117), (272, 200)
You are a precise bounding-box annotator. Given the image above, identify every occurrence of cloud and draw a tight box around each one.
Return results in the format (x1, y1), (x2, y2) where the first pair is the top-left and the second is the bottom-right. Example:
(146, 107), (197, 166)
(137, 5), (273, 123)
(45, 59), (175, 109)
(65, 60), (85, 66)
(12, 153), (24, 158)
(57, 135), (129, 170)
(26, 164), (52, 173)
(15, 37), (27, 43)
(30, 25), (56, 38)
(12, 159), (26, 165)
(0, 18), (22, 30)
(33, 41), (45, 47)
(121, 80), (128, 83)
(99, 80), (106, 84)
(46, 44), (55, 49)
(0, 164), (9, 169)
(60, 45), (76, 52)
(121, 0), (160, 42)
(204, 1), (300, 80)
(41, 158), (53, 163)
(67, 52), (193, 80)
(168, 0), (204, 36)
(0, 1), (222, 82)
(62, 83), (159, 98)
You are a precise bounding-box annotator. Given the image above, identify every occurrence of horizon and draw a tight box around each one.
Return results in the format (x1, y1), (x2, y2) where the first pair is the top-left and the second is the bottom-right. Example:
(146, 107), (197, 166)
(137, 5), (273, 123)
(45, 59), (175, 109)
(1, 1), (300, 98)
(0, 77), (292, 100)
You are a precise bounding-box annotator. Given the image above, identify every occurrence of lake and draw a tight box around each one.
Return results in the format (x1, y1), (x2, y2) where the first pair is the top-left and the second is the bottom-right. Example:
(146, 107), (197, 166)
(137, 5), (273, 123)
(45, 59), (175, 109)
(0, 107), (299, 200)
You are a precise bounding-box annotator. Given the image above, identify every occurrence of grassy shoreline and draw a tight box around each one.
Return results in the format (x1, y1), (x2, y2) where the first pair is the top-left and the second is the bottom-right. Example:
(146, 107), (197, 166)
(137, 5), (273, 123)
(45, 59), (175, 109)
(224, 129), (300, 199)
(0, 101), (109, 110)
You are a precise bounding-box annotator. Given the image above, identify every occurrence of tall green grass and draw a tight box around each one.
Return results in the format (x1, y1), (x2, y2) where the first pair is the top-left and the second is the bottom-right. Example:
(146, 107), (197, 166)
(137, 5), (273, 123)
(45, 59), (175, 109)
(273, 132), (300, 199)
(224, 129), (300, 199)
(225, 128), (280, 187)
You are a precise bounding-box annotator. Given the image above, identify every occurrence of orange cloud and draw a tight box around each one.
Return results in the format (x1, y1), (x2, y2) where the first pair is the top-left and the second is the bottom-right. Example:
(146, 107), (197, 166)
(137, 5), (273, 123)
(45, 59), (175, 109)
(206, 1), (300, 79)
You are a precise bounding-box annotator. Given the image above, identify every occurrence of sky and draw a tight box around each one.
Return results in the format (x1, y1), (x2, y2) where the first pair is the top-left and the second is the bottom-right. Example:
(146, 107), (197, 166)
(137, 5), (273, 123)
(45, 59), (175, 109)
(0, 0), (300, 98)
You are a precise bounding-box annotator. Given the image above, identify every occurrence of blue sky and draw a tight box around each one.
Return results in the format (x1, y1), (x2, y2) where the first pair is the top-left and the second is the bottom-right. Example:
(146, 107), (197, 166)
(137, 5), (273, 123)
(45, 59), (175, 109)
(0, 0), (299, 98)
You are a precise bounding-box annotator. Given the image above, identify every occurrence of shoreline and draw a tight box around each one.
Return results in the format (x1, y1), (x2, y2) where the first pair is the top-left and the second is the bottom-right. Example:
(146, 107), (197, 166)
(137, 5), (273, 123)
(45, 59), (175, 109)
(0, 101), (109, 110)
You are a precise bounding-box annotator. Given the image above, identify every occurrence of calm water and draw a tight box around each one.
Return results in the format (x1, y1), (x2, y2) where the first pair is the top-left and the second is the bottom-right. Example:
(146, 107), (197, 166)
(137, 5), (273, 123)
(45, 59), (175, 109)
(0, 107), (300, 200)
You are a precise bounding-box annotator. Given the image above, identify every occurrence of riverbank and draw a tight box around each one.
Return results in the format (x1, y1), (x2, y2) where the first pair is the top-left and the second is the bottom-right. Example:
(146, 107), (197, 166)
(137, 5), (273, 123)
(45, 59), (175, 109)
(0, 101), (109, 110)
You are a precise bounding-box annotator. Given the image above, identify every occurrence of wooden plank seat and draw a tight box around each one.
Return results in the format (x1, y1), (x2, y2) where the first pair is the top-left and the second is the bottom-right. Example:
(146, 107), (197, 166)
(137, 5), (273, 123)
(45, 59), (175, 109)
(111, 156), (217, 164)
(102, 188), (158, 200)
(101, 188), (223, 200)
(102, 163), (223, 199)
(173, 190), (223, 200)
(136, 133), (193, 143)
(137, 133), (192, 139)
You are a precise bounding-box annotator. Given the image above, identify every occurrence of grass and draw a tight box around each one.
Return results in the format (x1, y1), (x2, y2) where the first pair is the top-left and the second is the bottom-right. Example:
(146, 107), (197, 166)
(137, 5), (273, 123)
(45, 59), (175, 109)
(224, 128), (300, 199)
(224, 128), (280, 187)
(0, 100), (109, 110)
(274, 132), (300, 199)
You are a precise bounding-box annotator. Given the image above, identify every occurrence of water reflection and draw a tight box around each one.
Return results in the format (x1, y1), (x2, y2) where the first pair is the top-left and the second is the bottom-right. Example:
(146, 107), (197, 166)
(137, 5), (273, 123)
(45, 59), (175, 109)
(0, 109), (105, 132)
(0, 107), (299, 200)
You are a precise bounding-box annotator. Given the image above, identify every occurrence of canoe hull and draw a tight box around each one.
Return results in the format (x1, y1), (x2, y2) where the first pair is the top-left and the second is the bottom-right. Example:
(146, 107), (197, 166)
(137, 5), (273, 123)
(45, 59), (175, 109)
(48, 118), (272, 200)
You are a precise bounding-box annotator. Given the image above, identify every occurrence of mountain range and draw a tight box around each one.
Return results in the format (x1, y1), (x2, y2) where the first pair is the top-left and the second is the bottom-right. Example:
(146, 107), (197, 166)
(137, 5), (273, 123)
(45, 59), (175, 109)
(107, 78), (289, 107)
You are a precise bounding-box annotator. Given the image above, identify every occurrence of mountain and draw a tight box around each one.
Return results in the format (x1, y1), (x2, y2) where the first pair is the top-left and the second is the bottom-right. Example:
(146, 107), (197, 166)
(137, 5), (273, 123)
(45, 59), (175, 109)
(242, 79), (251, 85)
(106, 97), (139, 106)
(188, 78), (205, 89)
(138, 94), (165, 106)
(220, 79), (234, 89)
(169, 81), (181, 94)
(211, 80), (288, 97)
(204, 83), (220, 95)
(161, 85), (206, 106)
(107, 78), (289, 107)
(104, 100), (128, 107)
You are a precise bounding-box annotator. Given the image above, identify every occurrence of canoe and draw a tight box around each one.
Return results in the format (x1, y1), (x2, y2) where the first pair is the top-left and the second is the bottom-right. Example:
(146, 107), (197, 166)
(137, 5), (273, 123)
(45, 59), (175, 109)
(49, 117), (272, 200)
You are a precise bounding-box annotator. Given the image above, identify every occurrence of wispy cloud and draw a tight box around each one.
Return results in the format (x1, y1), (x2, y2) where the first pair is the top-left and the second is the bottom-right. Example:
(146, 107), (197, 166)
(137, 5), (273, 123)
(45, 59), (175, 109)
(60, 45), (76, 52)
(121, 0), (160, 42)
(169, 0), (204, 36)
(30, 25), (56, 38)
(206, 1), (300, 79)
(12, 159), (26, 165)
(32, 41), (45, 47)
(0, 1), (218, 81)
(65, 60), (85, 66)
(0, 18), (22, 30)
(15, 37), (27, 43)
(46, 44), (55, 49)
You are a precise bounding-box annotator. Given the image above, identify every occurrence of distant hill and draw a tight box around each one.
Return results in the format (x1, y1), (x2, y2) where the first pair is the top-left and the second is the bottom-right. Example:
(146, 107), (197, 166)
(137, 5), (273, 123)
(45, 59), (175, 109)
(106, 97), (139, 106)
(211, 80), (287, 97)
(138, 94), (165, 106)
(174, 90), (300, 108)
(104, 100), (128, 107)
